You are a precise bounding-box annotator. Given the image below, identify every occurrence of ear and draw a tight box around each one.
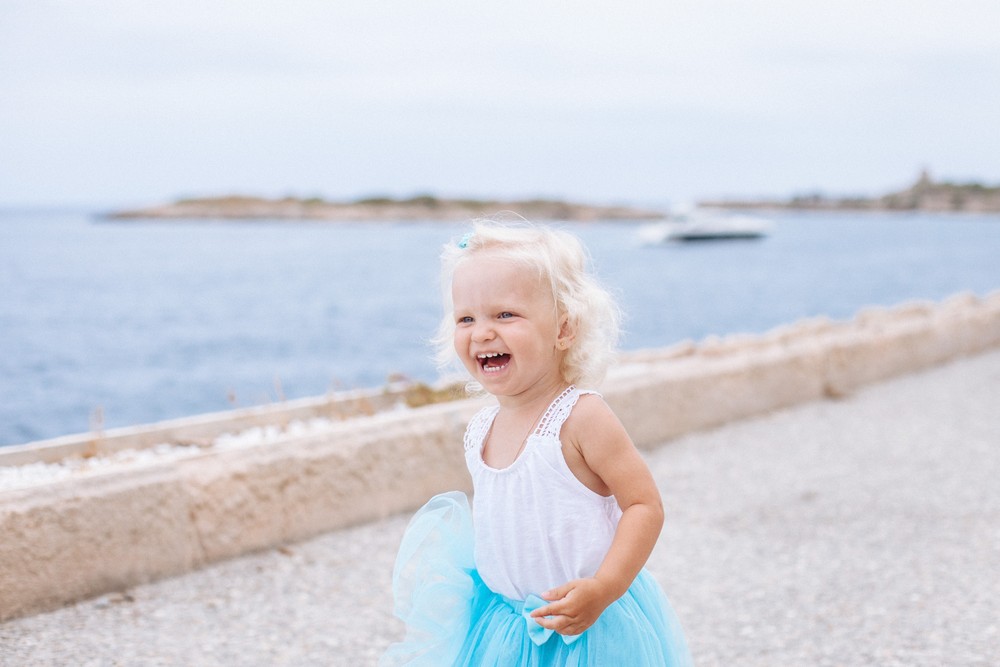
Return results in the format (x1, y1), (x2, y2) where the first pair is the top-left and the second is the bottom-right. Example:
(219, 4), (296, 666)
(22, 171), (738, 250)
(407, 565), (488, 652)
(556, 315), (576, 350)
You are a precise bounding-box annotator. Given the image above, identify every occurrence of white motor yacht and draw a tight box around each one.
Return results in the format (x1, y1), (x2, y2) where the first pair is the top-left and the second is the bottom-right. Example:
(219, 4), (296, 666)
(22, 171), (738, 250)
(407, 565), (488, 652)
(638, 210), (773, 243)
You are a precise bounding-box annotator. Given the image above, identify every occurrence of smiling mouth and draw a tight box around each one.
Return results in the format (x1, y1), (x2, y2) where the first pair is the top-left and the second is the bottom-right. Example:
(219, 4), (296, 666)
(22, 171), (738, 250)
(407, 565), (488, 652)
(477, 352), (511, 373)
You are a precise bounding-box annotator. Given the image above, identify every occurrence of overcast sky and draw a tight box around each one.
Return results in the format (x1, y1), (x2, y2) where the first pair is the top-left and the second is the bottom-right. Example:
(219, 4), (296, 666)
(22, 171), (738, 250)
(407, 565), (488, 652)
(2, 0), (998, 208)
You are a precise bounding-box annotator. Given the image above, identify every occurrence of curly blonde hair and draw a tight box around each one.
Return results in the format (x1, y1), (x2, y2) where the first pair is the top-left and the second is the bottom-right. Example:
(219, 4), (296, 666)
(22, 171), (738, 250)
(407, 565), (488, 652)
(433, 219), (621, 388)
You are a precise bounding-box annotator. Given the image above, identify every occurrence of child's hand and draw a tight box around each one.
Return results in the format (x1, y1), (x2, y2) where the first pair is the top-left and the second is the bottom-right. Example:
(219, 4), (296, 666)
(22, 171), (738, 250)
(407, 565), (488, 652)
(529, 578), (616, 636)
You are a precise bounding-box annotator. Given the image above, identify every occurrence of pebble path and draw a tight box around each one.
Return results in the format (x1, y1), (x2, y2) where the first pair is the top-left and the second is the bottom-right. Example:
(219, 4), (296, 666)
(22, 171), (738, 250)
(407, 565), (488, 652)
(2, 349), (998, 666)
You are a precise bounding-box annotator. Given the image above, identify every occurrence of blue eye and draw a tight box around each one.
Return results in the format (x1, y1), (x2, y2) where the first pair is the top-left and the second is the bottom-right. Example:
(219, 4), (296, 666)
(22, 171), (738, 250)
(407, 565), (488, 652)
(457, 316), (474, 324)
(499, 312), (514, 319)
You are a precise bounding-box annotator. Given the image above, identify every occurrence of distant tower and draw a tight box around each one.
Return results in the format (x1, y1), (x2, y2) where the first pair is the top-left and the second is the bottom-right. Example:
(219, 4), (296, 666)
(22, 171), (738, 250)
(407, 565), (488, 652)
(915, 168), (933, 190)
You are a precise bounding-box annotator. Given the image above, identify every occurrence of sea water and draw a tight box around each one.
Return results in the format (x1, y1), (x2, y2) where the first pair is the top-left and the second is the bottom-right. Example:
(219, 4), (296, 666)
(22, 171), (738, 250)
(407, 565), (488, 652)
(2, 210), (999, 447)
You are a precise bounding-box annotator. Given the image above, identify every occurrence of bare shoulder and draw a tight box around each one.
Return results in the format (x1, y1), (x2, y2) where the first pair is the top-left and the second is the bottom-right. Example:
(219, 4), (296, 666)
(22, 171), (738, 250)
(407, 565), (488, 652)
(562, 392), (658, 503)
(563, 393), (631, 451)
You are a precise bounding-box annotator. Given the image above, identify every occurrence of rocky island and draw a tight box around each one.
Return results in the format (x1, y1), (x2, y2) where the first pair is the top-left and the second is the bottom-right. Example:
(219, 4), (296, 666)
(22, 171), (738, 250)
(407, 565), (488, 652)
(700, 170), (1000, 213)
(105, 194), (666, 222)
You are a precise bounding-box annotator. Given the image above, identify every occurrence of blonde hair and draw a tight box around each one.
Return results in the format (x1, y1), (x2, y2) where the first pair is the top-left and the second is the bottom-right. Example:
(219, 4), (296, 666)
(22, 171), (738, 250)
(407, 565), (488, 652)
(433, 219), (621, 388)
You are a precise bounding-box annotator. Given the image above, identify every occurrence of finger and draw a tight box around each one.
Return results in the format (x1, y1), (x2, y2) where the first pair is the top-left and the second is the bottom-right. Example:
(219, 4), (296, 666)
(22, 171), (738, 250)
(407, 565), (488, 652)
(529, 601), (563, 618)
(536, 613), (580, 633)
(532, 613), (560, 629)
(547, 616), (587, 635)
(541, 580), (578, 601)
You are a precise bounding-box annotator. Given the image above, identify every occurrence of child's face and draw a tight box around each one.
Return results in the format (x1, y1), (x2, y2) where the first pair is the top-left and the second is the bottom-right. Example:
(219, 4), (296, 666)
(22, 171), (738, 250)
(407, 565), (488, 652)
(452, 253), (567, 398)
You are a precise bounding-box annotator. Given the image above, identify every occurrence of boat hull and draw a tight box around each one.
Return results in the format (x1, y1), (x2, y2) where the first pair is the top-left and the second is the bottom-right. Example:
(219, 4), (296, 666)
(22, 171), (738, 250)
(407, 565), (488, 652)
(638, 213), (773, 244)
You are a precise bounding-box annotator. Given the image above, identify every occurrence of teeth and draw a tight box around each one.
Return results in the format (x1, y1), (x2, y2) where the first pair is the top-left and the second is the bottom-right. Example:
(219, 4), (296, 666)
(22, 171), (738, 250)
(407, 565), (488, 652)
(476, 351), (509, 373)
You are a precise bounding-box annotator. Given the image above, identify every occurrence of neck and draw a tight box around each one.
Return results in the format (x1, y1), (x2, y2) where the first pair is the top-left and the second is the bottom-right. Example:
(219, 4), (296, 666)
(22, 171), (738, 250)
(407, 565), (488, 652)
(495, 376), (570, 414)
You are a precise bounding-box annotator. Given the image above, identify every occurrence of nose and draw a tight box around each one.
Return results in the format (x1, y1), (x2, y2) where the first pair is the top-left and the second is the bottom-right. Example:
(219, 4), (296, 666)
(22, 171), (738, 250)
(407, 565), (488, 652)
(471, 319), (496, 343)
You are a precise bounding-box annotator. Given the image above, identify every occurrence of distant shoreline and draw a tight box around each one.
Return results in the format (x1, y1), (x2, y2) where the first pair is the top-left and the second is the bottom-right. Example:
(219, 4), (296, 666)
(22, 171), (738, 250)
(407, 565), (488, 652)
(102, 171), (1000, 221)
(699, 170), (1000, 214)
(104, 195), (667, 222)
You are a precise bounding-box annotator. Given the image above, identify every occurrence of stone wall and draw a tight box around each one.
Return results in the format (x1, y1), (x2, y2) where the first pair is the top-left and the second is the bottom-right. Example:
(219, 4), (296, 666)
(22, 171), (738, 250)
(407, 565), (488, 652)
(1, 291), (998, 622)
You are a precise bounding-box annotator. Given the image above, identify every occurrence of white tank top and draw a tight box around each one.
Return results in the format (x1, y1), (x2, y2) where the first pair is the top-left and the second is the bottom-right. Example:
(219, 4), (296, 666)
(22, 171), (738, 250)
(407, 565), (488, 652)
(464, 385), (623, 601)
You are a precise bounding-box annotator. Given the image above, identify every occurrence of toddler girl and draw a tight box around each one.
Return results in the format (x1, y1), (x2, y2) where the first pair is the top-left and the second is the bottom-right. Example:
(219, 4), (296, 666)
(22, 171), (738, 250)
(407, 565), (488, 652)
(382, 221), (692, 665)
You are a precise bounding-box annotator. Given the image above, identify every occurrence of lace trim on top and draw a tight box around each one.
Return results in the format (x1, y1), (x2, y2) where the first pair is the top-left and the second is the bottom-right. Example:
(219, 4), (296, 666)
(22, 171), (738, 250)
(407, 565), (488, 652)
(533, 385), (581, 440)
(464, 405), (500, 452)
(463, 385), (596, 453)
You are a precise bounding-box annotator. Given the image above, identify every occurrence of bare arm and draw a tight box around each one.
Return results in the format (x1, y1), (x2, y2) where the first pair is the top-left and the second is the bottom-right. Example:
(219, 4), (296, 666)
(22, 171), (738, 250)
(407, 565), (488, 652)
(530, 395), (664, 635)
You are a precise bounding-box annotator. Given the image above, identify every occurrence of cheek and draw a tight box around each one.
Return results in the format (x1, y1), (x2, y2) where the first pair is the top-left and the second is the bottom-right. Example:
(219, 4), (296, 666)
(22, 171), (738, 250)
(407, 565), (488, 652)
(453, 328), (468, 354)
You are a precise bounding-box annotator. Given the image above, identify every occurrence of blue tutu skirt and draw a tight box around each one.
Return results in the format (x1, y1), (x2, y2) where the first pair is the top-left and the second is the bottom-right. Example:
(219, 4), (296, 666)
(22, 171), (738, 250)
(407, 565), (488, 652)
(381, 492), (693, 666)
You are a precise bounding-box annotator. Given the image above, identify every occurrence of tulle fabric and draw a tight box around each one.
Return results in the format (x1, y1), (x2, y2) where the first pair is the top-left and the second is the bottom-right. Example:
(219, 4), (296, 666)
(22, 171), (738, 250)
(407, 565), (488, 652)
(381, 492), (693, 667)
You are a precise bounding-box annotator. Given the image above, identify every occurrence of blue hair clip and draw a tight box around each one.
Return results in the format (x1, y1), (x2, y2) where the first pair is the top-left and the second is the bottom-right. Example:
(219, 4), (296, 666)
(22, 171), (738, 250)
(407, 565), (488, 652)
(458, 232), (473, 249)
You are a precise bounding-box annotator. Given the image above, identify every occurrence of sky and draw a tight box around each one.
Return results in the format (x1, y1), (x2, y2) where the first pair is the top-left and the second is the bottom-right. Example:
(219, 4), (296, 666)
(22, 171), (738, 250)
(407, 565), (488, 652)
(2, 0), (999, 209)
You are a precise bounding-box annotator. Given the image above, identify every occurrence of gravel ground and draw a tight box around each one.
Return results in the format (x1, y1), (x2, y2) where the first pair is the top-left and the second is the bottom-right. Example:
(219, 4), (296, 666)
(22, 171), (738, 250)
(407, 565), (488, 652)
(2, 350), (999, 666)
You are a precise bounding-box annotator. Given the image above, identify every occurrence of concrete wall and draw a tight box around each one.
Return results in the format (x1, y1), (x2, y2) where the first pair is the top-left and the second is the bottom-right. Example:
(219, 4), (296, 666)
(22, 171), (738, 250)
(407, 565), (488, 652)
(2, 291), (999, 621)
(0, 382), (434, 467)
